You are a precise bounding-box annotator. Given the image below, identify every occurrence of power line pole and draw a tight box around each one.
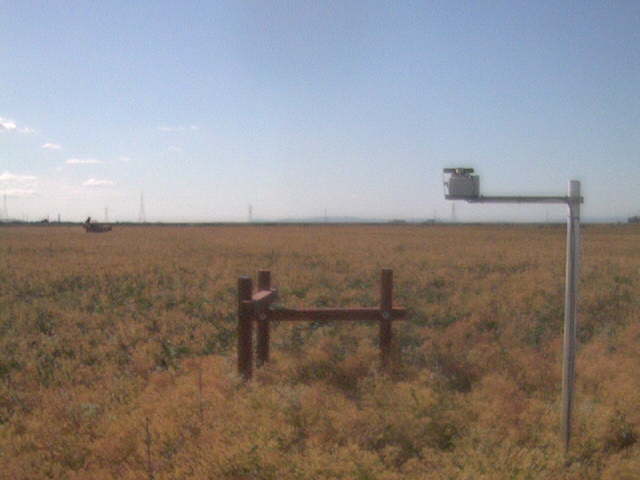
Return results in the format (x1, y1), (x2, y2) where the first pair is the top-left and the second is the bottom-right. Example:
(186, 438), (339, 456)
(138, 193), (146, 223)
(248, 204), (253, 223)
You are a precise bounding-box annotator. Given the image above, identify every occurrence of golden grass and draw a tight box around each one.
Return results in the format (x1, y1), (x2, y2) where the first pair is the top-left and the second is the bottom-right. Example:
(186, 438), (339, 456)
(1, 224), (639, 479)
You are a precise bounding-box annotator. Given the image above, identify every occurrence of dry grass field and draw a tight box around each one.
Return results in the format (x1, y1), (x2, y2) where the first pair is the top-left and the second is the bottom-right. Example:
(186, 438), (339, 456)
(1, 224), (639, 479)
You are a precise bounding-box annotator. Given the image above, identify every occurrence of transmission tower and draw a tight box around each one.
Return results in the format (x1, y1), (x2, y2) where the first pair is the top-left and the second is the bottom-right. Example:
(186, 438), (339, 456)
(1, 194), (7, 221)
(138, 193), (146, 223)
(104, 207), (109, 223)
(451, 203), (457, 223)
(248, 204), (253, 223)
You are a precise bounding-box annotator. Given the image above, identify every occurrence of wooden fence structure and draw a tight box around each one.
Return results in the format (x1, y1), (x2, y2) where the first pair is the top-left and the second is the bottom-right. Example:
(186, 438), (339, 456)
(237, 269), (406, 380)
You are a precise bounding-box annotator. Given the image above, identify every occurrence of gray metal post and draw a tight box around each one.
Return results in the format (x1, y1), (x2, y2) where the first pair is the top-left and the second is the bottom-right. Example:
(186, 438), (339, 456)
(561, 180), (581, 453)
(444, 169), (586, 452)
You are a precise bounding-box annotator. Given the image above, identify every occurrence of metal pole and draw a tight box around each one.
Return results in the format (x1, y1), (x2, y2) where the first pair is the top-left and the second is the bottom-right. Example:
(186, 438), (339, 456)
(561, 180), (580, 453)
(443, 170), (585, 451)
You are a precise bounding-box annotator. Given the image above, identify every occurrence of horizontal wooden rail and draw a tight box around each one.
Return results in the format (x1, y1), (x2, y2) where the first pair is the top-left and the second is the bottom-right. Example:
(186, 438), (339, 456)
(270, 307), (406, 322)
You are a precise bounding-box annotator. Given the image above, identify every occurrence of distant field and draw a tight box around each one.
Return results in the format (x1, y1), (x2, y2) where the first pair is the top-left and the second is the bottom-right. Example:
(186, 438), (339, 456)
(1, 224), (639, 479)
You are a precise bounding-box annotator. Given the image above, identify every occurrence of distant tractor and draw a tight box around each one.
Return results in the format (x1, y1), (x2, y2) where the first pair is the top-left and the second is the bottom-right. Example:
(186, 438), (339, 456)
(83, 217), (112, 233)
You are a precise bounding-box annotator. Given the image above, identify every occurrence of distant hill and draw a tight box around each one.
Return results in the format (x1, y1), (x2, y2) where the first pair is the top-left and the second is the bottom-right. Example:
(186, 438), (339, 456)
(269, 216), (388, 223)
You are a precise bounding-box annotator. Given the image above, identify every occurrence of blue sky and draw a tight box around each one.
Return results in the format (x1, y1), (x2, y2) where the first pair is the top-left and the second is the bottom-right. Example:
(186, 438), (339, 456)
(1, 1), (639, 222)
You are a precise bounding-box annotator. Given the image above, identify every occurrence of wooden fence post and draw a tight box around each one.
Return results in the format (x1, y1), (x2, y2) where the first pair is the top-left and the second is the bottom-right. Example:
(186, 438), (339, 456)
(237, 276), (253, 380)
(380, 269), (393, 372)
(256, 270), (271, 367)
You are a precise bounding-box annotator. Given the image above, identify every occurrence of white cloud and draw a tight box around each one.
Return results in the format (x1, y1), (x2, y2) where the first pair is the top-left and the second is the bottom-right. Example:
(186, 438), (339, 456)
(118, 156), (131, 162)
(0, 118), (16, 131)
(0, 188), (36, 198)
(0, 171), (38, 197)
(0, 171), (37, 184)
(42, 142), (62, 150)
(158, 125), (199, 132)
(167, 145), (183, 153)
(82, 178), (115, 187)
(66, 158), (102, 165)
(0, 117), (34, 133)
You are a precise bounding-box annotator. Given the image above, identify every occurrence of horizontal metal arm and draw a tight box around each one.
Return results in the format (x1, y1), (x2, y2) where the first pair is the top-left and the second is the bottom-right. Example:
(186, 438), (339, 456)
(465, 195), (583, 205)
